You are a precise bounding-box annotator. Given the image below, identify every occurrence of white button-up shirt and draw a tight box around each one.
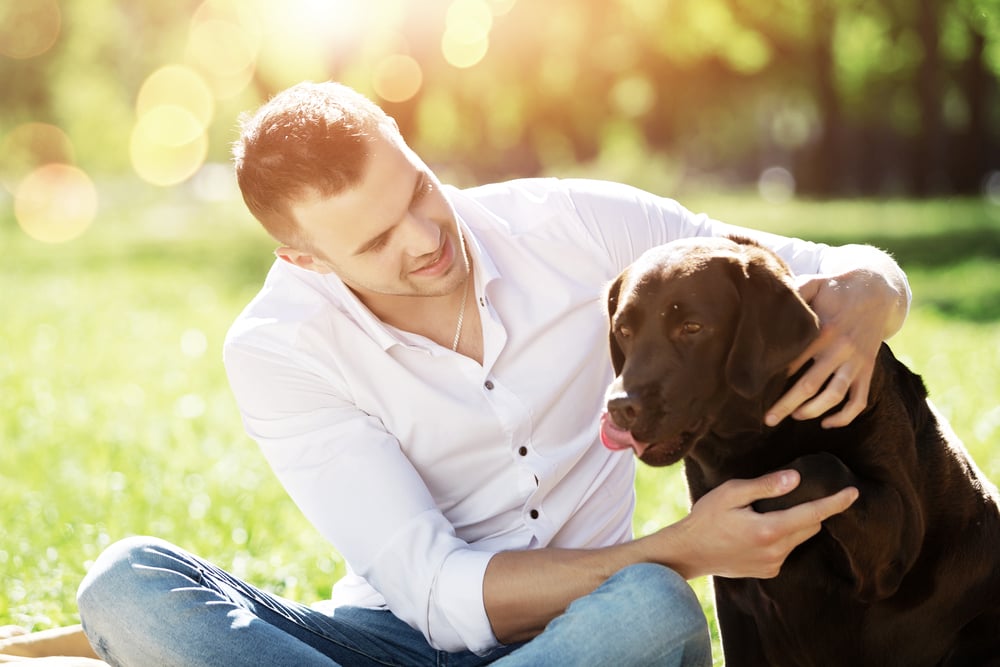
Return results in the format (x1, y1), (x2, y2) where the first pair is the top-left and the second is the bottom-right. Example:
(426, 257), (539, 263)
(222, 178), (832, 654)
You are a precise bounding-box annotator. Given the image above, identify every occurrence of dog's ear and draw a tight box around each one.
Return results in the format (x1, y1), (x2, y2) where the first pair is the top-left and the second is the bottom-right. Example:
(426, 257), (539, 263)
(605, 272), (626, 376)
(725, 256), (820, 399)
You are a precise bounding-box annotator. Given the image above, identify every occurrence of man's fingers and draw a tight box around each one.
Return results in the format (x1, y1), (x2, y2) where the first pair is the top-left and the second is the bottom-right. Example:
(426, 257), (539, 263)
(779, 486), (859, 530)
(739, 481), (858, 579)
(721, 469), (801, 508)
(790, 369), (853, 421)
(820, 379), (871, 428)
(765, 357), (840, 426)
(791, 356), (873, 427)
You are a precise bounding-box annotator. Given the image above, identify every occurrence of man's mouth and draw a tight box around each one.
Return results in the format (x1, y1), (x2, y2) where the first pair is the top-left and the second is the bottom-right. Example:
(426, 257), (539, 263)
(411, 237), (454, 278)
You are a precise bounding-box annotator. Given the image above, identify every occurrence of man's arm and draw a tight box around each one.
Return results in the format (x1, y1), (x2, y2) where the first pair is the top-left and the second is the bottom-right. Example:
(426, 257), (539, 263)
(765, 244), (911, 428)
(483, 468), (859, 644)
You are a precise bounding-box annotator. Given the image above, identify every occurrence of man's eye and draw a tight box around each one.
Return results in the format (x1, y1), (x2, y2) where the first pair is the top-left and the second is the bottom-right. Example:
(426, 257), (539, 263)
(413, 174), (433, 204)
(367, 235), (390, 253)
(682, 322), (702, 334)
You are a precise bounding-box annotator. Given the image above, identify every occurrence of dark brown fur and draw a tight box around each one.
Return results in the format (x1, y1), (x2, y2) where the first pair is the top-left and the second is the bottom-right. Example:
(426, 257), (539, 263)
(604, 236), (1000, 666)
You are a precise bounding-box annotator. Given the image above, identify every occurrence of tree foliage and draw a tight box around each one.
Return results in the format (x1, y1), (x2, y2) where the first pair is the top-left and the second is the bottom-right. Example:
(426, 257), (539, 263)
(1, 0), (998, 201)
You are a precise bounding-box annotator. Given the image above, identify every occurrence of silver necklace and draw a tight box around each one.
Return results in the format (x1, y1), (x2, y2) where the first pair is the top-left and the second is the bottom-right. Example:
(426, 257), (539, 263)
(451, 275), (471, 352)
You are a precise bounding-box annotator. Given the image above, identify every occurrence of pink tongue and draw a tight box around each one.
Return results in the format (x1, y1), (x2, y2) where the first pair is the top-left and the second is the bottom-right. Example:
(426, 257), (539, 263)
(599, 412), (649, 456)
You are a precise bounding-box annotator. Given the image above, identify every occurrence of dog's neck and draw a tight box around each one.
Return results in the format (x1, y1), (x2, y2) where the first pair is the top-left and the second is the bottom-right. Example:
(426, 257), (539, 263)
(688, 355), (888, 491)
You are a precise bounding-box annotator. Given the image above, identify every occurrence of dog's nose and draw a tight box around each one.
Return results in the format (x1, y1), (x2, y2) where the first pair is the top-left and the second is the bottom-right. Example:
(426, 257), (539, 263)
(608, 395), (641, 429)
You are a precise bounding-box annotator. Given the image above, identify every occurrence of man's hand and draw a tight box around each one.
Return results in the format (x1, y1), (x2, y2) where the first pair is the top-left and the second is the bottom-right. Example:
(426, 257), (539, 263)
(765, 246), (910, 429)
(484, 470), (859, 642)
(667, 469), (859, 580)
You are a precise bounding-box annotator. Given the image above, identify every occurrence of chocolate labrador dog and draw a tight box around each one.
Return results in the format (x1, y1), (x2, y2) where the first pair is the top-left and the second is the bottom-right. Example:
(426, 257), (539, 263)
(600, 235), (1000, 666)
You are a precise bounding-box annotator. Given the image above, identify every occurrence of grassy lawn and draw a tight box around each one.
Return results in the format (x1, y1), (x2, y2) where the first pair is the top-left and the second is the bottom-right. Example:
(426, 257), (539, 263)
(2, 190), (998, 664)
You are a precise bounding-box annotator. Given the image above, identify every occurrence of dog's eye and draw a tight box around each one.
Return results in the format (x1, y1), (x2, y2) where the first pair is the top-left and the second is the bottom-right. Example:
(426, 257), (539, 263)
(617, 325), (632, 339)
(682, 322), (702, 334)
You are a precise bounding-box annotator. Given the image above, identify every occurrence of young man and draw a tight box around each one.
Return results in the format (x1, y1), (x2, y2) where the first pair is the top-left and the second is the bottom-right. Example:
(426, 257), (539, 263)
(77, 81), (909, 666)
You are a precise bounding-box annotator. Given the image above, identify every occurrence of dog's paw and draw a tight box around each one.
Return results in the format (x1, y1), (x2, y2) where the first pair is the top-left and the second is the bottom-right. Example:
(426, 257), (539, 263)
(753, 452), (858, 513)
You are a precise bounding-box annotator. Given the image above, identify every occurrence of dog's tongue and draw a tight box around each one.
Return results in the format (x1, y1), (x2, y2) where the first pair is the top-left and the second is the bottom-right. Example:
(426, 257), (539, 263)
(599, 412), (650, 457)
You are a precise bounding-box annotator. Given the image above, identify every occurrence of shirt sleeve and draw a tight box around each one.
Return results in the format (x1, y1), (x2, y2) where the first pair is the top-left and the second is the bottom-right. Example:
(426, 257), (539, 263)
(222, 335), (499, 654)
(555, 178), (833, 275)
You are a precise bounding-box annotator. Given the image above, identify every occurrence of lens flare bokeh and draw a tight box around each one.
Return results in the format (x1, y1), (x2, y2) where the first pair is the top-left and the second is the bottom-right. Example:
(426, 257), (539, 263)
(14, 164), (98, 243)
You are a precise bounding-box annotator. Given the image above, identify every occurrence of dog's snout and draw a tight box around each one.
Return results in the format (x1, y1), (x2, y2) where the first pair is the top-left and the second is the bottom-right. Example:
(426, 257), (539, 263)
(608, 395), (641, 429)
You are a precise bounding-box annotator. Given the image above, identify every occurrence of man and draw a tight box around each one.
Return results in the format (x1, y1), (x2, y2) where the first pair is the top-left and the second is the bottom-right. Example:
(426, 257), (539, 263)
(77, 81), (909, 666)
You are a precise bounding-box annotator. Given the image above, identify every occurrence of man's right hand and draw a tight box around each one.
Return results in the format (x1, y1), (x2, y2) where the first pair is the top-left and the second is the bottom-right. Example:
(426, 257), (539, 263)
(661, 469), (859, 580)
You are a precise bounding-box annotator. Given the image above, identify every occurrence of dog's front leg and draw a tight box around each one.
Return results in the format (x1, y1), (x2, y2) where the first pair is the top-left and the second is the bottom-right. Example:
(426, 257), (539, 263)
(754, 451), (924, 602)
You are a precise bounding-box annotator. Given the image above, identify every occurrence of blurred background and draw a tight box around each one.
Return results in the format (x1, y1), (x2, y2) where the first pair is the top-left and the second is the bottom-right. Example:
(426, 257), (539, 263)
(3, 0), (1000, 652)
(3, 0), (1000, 244)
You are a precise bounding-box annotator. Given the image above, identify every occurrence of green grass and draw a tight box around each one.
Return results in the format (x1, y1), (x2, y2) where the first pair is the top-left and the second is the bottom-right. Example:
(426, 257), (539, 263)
(2, 191), (999, 667)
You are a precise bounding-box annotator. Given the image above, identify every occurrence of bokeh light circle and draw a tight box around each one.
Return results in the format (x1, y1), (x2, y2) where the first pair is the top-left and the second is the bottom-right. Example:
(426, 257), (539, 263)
(442, 0), (492, 68)
(372, 55), (423, 103)
(130, 106), (208, 187)
(188, 19), (256, 77)
(137, 65), (215, 128)
(758, 166), (796, 203)
(447, 0), (493, 39)
(0, 0), (61, 60)
(1, 123), (76, 193)
(186, 3), (259, 99)
(488, 0), (517, 16)
(442, 31), (489, 68)
(15, 164), (98, 243)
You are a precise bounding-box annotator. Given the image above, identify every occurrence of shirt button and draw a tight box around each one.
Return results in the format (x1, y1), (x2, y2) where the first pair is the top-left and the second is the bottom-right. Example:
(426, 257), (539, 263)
(484, 380), (495, 390)
(518, 446), (528, 457)
(529, 509), (539, 519)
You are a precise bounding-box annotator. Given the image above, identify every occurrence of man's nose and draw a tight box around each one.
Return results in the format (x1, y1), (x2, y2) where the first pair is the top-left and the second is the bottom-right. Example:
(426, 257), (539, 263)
(401, 213), (441, 257)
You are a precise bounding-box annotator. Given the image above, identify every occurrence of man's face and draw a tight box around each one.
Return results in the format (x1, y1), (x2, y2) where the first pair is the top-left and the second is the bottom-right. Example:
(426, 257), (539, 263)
(285, 128), (466, 302)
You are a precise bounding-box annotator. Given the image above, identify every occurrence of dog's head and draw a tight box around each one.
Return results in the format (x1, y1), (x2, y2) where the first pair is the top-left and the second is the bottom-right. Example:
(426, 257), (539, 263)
(600, 236), (820, 466)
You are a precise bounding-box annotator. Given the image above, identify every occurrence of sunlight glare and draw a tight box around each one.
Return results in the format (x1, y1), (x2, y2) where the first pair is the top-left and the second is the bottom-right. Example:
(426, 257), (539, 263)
(252, 0), (374, 83)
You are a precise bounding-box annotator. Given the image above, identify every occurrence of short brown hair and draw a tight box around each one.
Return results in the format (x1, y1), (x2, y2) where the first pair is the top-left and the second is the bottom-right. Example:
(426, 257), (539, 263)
(232, 81), (395, 246)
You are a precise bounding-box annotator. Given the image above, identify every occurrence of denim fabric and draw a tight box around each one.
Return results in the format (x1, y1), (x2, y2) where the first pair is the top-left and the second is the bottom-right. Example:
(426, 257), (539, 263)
(77, 536), (710, 666)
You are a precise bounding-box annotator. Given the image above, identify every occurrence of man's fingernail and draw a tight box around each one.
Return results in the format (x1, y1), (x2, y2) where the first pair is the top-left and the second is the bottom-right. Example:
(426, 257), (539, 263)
(765, 413), (778, 427)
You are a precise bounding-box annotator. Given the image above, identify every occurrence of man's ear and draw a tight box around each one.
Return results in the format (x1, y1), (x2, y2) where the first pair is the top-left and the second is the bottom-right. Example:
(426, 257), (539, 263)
(605, 272), (626, 376)
(275, 246), (335, 274)
(724, 258), (820, 398)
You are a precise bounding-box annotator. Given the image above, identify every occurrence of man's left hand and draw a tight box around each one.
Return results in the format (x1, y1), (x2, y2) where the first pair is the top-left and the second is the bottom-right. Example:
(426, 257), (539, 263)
(765, 267), (901, 429)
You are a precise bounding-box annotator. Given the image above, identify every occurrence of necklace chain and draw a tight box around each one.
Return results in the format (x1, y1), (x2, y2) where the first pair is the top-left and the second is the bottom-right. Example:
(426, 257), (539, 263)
(451, 274), (471, 352)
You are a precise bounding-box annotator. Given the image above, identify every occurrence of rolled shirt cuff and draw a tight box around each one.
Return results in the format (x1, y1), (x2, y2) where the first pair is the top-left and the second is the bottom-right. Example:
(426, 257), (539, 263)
(429, 547), (498, 655)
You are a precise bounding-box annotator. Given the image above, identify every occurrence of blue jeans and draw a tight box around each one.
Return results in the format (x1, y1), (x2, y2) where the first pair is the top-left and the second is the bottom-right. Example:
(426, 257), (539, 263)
(77, 536), (711, 666)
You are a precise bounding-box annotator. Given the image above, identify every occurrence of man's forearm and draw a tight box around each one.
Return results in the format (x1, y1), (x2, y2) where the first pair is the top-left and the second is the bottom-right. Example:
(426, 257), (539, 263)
(482, 534), (673, 644)
(482, 466), (862, 645)
(818, 243), (910, 339)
